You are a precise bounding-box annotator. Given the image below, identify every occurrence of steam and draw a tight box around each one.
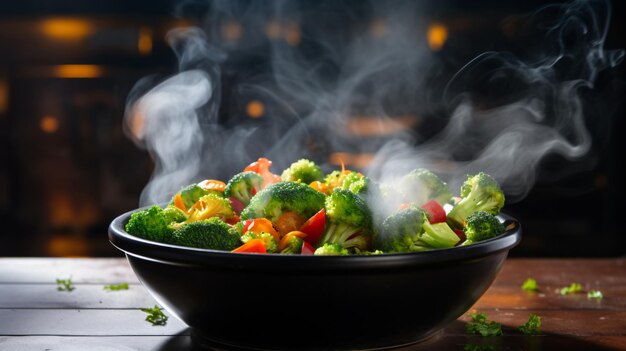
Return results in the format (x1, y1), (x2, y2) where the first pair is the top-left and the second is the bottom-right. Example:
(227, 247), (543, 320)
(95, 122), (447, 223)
(124, 29), (218, 206)
(125, 0), (623, 207)
(368, 0), (624, 201)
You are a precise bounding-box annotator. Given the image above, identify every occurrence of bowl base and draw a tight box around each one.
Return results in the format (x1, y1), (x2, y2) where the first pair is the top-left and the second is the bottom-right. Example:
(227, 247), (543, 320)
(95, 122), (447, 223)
(190, 329), (443, 351)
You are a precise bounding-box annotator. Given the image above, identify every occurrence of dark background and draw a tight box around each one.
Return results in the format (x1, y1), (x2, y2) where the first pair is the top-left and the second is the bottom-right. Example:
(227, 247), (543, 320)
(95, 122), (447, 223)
(1, 0), (624, 258)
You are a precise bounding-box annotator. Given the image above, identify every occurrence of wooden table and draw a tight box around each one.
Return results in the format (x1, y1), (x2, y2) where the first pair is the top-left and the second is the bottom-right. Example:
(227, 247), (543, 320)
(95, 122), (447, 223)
(0, 258), (624, 350)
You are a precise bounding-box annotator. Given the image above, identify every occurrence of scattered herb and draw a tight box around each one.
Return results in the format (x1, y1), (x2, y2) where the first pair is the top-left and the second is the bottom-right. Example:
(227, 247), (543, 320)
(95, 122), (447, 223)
(517, 314), (542, 335)
(464, 344), (495, 351)
(56, 278), (75, 292)
(103, 283), (129, 291)
(465, 312), (503, 337)
(560, 282), (583, 295)
(521, 278), (538, 291)
(587, 290), (604, 300)
(141, 305), (168, 326)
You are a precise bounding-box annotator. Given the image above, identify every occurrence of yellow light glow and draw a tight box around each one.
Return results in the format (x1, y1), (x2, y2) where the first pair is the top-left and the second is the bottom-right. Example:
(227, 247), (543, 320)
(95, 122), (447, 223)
(53, 65), (103, 78)
(370, 20), (387, 38)
(346, 116), (420, 136)
(222, 22), (243, 41)
(427, 23), (448, 51)
(329, 152), (375, 169)
(41, 18), (92, 41)
(285, 23), (301, 46)
(138, 27), (153, 55)
(246, 100), (265, 119)
(0, 79), (8, 115)
(40, 115), (59, 133)
(46, 235), (90, 257)
(265, 21), (282, 39)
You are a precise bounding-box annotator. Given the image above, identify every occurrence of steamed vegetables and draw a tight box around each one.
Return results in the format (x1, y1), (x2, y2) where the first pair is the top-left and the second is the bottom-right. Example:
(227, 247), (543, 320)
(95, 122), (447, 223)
(125, 157), (508, 255)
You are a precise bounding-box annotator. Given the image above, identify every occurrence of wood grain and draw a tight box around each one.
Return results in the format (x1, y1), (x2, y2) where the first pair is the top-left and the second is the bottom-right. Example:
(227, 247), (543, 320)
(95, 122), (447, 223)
(0, 284), (152, 309)
(0, 309), (188, 336)
(0, 257), (624, 350)
(0, 258), (139, 284)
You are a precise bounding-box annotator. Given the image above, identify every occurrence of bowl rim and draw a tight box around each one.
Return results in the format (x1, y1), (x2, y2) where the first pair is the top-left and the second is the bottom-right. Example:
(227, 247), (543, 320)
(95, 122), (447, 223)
(108, 206), (522, 271)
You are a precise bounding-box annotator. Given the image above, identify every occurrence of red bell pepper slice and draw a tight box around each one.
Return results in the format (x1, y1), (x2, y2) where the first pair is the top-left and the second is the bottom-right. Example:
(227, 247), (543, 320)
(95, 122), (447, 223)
(243, 157), (281, 189)
(301, 241), (315, 255)
(453, 229), (466, 243)
(225, 214), (240, 226)
(299, 208), (326, 246)
(421, 199), (446, 224)
(229, 197), (245, 215)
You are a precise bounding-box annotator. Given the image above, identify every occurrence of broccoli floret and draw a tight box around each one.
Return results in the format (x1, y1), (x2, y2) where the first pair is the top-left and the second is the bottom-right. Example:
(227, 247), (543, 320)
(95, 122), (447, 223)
(324, 170), (361, 191)
(125, 205), (182, 243)
(279, 235), (304, 254)
(373, 206), (428, 253)
(323, 171), (342, 188)
(318, 189), (373, 252)
(240, 181), (325, 222)
(163, 206), (188, 223)
(314, 243), (349, 256)
(340, 174), (380, 200)
(421, 221), (460, 248)
(169, 183), (215, 210)
(398, 168), (453, 207)
(339, 172), (363, 191)
(184, 193), (234, 223)
(224, 172), (264, 206)
(447, 172), (505, 229)
(281, 159), (323, 184)
(462, 211), (505, 245)
(344, 177), (388, 227)
(374, 205), (458, 252)
(241, 231), (279, 253)
(173, 218), (242, 250)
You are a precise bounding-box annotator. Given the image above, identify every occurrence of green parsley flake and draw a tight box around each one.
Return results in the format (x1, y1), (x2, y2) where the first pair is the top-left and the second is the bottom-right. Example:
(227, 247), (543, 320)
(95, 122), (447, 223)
(103, 283), (129, 291)
(465, 312), (503, 337)
(521, 278), (538, 291)
(587, 290), (603, 300)
(56, 278), (75, 292)
(560, 282), (583, 295)
(141, 305), (168, 326)
(517, 314), (541, 335)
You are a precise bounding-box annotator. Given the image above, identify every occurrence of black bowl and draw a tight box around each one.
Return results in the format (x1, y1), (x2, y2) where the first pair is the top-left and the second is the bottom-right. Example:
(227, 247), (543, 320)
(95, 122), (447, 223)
(109, 208), (521, 351)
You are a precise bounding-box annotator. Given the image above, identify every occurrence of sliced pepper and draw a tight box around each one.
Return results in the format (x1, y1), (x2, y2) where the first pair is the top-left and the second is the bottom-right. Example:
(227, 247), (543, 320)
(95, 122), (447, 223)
(173, 193), (188, 213)
(421, 199), (447, 224)
(299, 208), (326, 246)
(232, 239), (267, 254)
(243, 218), (280, 243)
(278, 231), (308, 251)
(229, 197), (245, 215)
(301, 241), (315, 255)
(274, 212), (306, 237)
(243, 157), (281, 189)
(198, 179), (226, 193)
(309, 181), (330, 195)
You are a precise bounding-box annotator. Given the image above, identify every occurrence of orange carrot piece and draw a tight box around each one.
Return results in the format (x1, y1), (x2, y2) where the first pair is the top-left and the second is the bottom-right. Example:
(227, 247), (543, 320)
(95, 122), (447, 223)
(243, 218), (280, 243)
(232, 239), (267, 253)
(198, 179), (226, 192)
(278, 231), (308, 251)
(274, 212), (306, 237)
(174, 193), (187, 213)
